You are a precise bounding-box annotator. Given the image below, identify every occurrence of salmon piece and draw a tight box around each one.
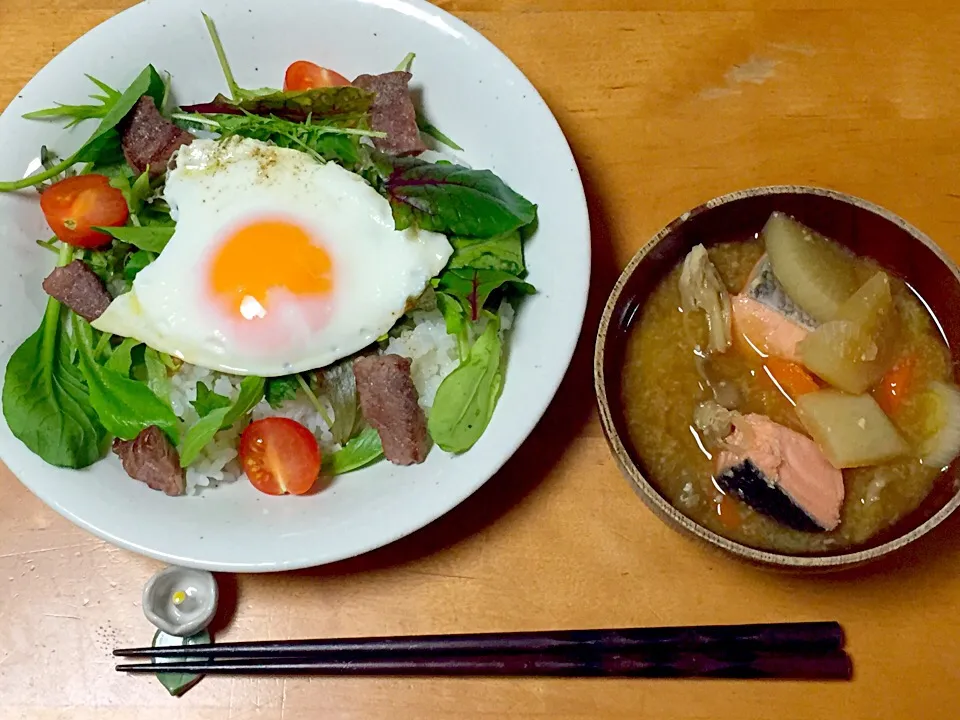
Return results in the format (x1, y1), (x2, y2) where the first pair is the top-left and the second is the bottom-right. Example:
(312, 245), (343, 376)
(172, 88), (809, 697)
(731, 295), (811, 362)
(743, 255), (818, 330)
(715, 414), (844, 531)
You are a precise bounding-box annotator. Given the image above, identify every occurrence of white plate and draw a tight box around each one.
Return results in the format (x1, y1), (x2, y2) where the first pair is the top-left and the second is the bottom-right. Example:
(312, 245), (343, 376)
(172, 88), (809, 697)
(0, 0), (590, 571)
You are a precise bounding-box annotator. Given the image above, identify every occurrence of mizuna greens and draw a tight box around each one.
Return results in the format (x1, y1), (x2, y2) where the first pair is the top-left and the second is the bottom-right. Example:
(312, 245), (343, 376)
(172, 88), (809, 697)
(0, 12), (537, 485)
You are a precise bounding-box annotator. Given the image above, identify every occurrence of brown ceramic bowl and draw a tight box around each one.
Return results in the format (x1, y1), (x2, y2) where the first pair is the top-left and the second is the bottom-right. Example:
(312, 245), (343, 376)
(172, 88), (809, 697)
(595, 185), (960, 570)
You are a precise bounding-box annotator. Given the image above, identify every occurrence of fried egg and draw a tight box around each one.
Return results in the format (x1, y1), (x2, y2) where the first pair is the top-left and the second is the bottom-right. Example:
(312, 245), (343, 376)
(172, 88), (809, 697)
(92, 137), (453, 376)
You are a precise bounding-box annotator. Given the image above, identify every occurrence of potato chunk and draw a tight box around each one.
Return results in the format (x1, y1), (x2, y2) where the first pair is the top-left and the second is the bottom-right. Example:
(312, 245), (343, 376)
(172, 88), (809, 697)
(762, 212), (860, 322)
(796, 390), (909, 468)
(799, 272), (899, 394)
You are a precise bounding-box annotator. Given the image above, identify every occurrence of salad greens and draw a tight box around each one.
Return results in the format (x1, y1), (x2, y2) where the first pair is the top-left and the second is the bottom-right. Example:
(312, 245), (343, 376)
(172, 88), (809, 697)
(191, 382), (233, 417)
(1, 247), (106, 468)
(265, 375), (301, 409)
(0, 65), (165, 191)
(427, 315), (504, 453)
(173, 113), (379, 167)
(179, 376), (265, 467)
(324, 426), (384, 474)
(104, 337), (140, 375)
(385, 158), (537, 237)
(23, 75), (123, 128)
(73, 313), (180, 443)
(94, 226), (174, 253)
(1, 10), (538, 481)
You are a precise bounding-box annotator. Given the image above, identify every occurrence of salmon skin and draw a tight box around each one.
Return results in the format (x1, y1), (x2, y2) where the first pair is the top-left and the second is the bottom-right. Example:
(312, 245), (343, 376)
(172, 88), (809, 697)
(743, 255), (818, 331)
(715, 414), (844, 532)
(717, 460), (824, 532)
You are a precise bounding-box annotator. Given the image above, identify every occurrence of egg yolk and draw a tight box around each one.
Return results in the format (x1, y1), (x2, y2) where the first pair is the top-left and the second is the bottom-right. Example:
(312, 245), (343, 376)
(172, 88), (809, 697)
(210, 219), (333, 319)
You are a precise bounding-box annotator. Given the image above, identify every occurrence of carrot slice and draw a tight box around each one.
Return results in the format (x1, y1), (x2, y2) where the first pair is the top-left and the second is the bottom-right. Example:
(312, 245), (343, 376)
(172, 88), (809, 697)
(764, 357), (820, 401)
(873, 355), (917, 416)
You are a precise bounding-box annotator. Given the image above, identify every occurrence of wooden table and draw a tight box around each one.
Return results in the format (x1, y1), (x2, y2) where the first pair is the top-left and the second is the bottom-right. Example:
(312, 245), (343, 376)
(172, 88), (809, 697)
(2, 0), (959, 717)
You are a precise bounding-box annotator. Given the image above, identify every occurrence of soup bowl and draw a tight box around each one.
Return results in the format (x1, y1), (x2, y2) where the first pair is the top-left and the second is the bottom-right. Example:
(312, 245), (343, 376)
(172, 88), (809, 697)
(595, 185), (960, 570)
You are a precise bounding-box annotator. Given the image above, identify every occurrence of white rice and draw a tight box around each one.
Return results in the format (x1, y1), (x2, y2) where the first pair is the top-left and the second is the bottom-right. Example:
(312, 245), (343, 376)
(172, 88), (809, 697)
(173, 300), (515, 494)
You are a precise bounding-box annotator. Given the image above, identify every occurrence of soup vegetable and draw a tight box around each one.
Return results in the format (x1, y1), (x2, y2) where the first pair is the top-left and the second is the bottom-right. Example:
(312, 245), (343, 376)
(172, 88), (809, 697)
(623, 212), (960, 554)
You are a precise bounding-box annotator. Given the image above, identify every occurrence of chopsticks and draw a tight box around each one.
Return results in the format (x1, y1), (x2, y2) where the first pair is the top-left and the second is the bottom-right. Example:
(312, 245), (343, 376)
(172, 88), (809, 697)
(115, 622), (852, 680)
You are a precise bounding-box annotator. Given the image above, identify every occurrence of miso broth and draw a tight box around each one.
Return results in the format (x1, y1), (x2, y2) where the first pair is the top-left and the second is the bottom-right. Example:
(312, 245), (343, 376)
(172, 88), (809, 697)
(622, 234), (956, 554)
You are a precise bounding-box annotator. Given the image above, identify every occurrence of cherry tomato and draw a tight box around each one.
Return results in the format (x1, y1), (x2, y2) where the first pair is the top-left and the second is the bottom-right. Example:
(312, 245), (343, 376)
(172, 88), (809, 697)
(239, 417), (321, 496)
(40, 174), (129, 248)
(283, 61), (351, 91)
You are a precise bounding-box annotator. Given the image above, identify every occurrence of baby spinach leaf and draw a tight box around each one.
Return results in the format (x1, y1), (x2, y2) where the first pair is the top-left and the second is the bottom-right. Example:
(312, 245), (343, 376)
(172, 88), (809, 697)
(323, 426), (384, 475)
(449, 231), (525, 275)
(179, 376), (264, 467)
(191, 382), (232, 418)
(73, 314), (179, 443)
(386, 158), (536, 237)
(104, 337), (142, 376)
(437, 268), (534, 321)
(143, 347), (172, 404)
(95, 226), (173, 253)
(427, 315), (503, 453)
(265, 375), (299, 409)
(2, 295), (105, 468)
(1, 65), (165, 191)
(97, 65), (165, 141)
(124, 250), (156, 281)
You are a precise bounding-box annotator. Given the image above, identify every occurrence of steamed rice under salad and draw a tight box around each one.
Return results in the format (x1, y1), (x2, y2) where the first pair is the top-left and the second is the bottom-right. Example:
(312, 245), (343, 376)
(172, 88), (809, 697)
(0, 14), (535, 496)
(178, 302), (513, 494)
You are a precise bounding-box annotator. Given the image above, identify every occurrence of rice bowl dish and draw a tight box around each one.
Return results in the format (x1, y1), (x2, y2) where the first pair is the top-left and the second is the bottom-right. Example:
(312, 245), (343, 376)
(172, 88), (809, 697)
(0, 0), (590, 570)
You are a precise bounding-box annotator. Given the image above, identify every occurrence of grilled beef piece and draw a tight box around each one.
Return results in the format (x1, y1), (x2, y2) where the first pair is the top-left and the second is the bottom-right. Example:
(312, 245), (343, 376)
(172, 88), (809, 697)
(42, 260), (111, 322)
(353, 354), (428, 465)
(112, 426), (185, 497)
(352, 72), (426, 156)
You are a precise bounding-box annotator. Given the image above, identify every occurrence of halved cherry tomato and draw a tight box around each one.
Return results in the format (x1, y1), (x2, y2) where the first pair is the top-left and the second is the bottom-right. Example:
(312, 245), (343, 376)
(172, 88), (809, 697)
(40, 174), (129, 248)
(239, 417), (321, 496)
(283, 60), (351, 91)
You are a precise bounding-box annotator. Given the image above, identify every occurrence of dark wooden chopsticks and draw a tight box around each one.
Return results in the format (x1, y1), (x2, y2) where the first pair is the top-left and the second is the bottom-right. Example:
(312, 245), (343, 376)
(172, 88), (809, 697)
(114, 622), (852, 680)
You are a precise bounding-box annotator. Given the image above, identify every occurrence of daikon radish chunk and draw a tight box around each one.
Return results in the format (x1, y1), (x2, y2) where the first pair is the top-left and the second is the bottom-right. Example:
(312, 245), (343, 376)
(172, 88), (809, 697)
(796, 390), (909, 468)
(762, 212), (860, 322)
(799, 271), (899, 394)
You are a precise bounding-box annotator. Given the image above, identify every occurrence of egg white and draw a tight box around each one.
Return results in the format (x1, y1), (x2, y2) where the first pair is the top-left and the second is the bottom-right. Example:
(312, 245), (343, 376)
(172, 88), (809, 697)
(92, 137), (452, 376)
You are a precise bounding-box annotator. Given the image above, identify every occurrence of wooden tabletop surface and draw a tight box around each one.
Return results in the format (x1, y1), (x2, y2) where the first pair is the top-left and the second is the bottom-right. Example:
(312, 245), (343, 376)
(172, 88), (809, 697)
(3, 0), (960, 718)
